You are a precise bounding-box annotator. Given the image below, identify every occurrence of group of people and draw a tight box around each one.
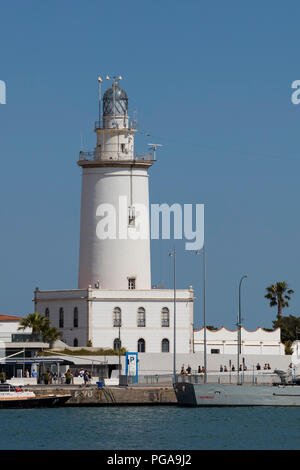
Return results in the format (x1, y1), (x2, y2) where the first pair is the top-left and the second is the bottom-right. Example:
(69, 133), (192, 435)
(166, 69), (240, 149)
(74, 368), (93, 385)
(180, 365), (192, 375)
(256, 363), (271, 370)
(218, 363), (272, 372)
(180, 365), (206, 375)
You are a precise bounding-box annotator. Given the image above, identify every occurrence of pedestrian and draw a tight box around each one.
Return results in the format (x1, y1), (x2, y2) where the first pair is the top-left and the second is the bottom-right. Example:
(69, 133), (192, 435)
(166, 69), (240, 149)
(180, 365), (185, 375)
(197, 365), (201, 374)
(83, 370), (89, 386)
(186, 365), (191, 375)
(220, 365), (223, 372)
(224, 365), (228, 372)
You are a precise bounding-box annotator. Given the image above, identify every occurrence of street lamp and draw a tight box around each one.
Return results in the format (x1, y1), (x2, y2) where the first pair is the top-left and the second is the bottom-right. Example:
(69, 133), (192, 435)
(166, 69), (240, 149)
(237, 274), (247, 383)
(97, 76), (103, 126)
(196, 246), (207, 384)
(169, 248), (176, 384)
(118, 320), (122, 384)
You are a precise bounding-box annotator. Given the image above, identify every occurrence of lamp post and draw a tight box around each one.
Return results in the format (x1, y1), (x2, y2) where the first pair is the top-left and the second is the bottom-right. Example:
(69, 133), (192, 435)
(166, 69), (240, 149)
(169, 248), (176, 384)
(118, 320), (121, 384)
(196, 246), (207, 384)
(237, 275), (247, 383)
(97, 76), (103, 126)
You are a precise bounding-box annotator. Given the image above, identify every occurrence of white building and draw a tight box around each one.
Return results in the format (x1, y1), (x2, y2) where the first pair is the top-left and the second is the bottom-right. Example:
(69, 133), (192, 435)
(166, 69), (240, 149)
(0, 314), (31, 342)
(34, 77), (194, 353)
(194, 326), (285, 355)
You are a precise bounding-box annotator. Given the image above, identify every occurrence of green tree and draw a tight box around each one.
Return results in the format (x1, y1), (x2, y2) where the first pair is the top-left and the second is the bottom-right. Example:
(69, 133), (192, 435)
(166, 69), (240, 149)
(18, 313), (48, 334)
(273, 314), (300, 344)
(18, 313), (61, 343)
(42, 325), (61, 343)
(265, 282), (294, 320)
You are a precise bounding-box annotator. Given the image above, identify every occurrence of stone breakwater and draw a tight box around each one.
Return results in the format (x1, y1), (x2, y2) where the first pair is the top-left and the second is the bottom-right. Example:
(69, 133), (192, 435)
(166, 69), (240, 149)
(26, 386), (177, 406)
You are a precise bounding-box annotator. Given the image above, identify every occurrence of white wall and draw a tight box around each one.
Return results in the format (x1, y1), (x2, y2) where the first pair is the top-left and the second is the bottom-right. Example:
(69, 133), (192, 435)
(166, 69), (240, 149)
(78, 166), (152, 290)
(194, 327), (284, 355)
(35, 287), (194, 353)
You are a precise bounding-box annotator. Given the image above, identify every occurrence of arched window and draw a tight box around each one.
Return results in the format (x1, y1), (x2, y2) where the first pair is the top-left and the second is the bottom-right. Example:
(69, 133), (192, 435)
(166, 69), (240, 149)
(137, 307), (146, 327)
(113, 307), (121, 327)
(162, 338), (170, 353)
(161, 307), (169, 327)
(138, 338), (145, 353)
(45, 308), (49, 319)
(73, 307), (78, 328)
(59, 308), (64, 328)
(113, 338), (121, 350)
(73, 338), (78, 347)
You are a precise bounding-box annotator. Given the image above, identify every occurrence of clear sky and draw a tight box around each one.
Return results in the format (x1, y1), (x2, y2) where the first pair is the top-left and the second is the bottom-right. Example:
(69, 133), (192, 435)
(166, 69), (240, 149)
(0, 1), (300, 329)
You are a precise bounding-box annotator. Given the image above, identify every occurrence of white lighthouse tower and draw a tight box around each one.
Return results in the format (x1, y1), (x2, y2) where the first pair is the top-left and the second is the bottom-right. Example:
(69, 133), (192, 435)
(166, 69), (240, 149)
(34, 76), (194, 354)
(78, 77), (154, 290)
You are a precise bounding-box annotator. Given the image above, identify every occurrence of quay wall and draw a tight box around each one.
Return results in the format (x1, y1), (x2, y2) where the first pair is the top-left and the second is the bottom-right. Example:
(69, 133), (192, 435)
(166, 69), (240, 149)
(27, 386), (177, 405)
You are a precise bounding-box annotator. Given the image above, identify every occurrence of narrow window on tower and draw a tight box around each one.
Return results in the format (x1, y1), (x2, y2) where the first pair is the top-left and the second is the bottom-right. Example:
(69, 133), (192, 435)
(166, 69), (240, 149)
(121, 143), (125, 153)
(128, 277), (136, 290)
(128, 206), (135, 227)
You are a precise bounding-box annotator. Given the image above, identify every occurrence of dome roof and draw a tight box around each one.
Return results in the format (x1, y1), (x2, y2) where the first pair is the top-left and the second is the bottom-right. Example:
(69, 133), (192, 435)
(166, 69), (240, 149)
(103, 84), (128, 101)
(103, 81), (128, 116)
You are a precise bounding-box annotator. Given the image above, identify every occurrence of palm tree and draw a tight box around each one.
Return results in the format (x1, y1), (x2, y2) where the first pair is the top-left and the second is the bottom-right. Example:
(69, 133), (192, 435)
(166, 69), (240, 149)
(18, 313), (48, 335)
(18, 313), (61, 345)
(265, 282), (294, 320)
(42, 326), (61, 344)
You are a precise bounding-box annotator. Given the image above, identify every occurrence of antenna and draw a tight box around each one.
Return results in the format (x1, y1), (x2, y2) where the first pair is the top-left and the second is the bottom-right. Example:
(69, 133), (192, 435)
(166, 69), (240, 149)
(147, 143), (162, 160)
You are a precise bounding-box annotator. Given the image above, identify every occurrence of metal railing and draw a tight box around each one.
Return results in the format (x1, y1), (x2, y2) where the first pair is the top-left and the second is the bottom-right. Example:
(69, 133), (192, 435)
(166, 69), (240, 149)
(11, 333), (44, 343)
(78, 150), (154, 162)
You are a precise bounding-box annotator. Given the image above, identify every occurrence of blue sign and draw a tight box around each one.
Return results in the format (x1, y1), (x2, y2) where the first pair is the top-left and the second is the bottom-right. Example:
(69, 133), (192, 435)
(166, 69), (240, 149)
(125, 352), (138, 383)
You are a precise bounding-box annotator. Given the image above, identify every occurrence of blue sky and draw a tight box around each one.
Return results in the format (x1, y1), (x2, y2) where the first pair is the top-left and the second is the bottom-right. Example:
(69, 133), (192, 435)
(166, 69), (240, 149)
(1, 1), (300, 329)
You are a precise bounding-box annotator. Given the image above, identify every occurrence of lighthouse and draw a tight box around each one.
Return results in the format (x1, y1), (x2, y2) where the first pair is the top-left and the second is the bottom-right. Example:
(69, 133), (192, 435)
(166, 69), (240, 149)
(34, 76), (194, 354)
(78, 77), (153, 290)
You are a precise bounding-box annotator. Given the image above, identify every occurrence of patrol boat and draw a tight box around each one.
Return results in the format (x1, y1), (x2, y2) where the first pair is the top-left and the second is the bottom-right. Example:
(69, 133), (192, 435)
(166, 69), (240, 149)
(174, 369), (300, 407)
(0, 383), (71, 408)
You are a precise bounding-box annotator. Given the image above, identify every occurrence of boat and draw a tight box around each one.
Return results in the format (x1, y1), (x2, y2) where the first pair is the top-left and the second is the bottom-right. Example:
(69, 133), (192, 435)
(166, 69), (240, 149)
(0, 383), (71, 408)
(174, 370), (300, 407)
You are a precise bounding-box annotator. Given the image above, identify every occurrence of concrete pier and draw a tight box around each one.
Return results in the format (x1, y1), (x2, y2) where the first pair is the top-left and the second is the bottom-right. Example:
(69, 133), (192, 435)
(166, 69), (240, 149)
(26, 385), (177, 406)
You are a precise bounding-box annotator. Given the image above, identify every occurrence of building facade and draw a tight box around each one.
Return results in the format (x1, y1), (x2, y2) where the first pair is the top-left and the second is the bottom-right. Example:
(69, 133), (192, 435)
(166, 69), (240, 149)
(194, 327), (284, 355)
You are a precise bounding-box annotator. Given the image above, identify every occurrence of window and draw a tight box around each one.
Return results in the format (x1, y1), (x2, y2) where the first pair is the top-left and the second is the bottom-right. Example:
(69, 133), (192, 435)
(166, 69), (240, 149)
(121, 143), (125, 153)
(113, 307), (121, 327)
(211, 349), (220, 354)
(137, 307), (146, 327)
(45, 308), (49, 319)
(113, 338), (121, 350)
(73, 338), (78, 347)
(138, 338), (145, 353)
(59, 308), (64, 328)
(128, 207), (135, 227)
(73, 307), (78, 328)
(162, 338), (169, 353)
(128, 278), (136, 290)
(161, 307), (169, 327)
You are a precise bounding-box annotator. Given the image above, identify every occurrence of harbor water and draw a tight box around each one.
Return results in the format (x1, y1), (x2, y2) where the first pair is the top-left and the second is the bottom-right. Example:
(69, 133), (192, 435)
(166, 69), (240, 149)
(1, 406), (300, 450)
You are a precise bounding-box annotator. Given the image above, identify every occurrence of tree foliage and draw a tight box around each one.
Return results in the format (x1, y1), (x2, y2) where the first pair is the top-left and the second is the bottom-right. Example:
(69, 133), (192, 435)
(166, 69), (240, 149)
(273, 315), (300, 344)
(18, 313), (61, 343)
(265, 282), (294, 320)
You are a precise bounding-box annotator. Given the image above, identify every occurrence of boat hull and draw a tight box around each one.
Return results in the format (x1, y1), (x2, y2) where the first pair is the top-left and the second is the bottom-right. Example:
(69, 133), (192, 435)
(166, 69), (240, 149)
(0, 395), (71, 409)
(174, 383), (300, 407)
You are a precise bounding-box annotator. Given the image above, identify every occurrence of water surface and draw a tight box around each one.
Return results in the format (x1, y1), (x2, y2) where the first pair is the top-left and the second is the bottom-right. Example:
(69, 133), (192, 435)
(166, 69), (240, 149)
(0, 406), (299, 450)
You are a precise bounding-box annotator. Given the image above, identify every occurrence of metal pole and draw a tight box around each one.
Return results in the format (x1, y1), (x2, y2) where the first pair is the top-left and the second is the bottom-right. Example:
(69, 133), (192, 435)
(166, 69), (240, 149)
(237, 275), (247, 384)
(118, 322), (121, 383)
(98, 80), (101, 126)
(173, 248), (176, 385)
(203, 245), (207, 384)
